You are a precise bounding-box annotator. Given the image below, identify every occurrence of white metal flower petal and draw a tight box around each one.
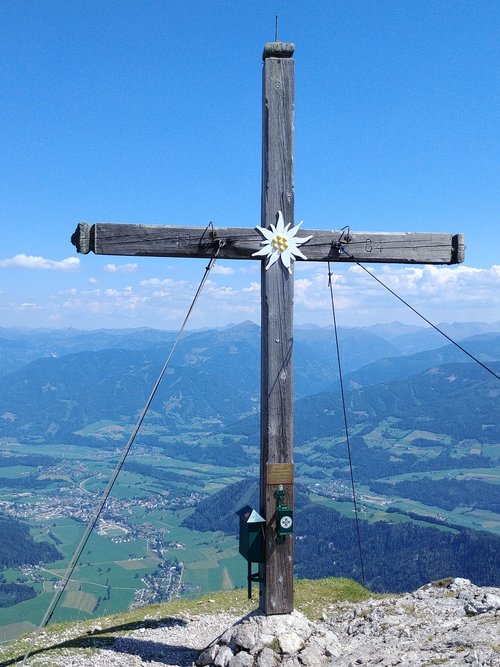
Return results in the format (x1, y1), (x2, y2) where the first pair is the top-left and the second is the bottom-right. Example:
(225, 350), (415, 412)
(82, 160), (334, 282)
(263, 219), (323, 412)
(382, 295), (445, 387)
(266, 249), (281, 269)
(252, 211), (313, 274)
(280, 247), (292, 270)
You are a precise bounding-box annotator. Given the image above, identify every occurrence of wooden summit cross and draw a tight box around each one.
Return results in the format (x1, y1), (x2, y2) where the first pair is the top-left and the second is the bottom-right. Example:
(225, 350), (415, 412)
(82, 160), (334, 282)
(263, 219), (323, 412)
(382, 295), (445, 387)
(71, 42), (464, 615)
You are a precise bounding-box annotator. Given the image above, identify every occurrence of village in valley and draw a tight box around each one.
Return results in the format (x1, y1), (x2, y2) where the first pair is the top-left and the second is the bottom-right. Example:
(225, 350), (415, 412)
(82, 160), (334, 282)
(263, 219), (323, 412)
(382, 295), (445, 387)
(0, 444), (219, 637)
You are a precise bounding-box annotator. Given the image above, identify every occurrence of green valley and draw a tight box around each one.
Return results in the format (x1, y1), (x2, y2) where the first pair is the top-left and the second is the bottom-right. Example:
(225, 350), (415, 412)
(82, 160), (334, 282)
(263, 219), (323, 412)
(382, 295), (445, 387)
(0, 322), (499, 643)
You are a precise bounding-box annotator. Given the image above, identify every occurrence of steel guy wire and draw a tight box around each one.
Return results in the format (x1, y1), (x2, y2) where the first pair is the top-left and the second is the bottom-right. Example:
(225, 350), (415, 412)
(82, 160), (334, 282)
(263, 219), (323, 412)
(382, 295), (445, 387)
(327, 261), (366, 585)
(21, 240), (225, 666)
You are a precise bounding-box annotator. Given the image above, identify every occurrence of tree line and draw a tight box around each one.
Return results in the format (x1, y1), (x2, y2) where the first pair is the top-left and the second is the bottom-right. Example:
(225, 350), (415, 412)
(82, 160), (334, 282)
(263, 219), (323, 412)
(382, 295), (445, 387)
(183, 478), (500, 593)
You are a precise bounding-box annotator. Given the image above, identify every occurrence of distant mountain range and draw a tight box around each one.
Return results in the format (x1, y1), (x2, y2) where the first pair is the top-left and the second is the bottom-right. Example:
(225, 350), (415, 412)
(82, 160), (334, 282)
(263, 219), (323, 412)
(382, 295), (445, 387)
(1, 322), (499, 447)
(365, 320), (500, 354)
(346, 333), (500, 387)
(0, 321), (398, 442)
(3, 319), (500, 374)
(294, 359), (500, 445)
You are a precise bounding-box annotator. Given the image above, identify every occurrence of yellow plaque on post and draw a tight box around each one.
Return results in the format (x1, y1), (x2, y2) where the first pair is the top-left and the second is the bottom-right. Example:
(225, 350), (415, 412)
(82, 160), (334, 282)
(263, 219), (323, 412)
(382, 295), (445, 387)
(266, 463), (294, 485)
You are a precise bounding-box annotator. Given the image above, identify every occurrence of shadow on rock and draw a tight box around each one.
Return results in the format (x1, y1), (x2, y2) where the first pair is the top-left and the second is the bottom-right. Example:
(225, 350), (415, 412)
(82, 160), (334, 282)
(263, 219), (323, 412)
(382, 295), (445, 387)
(5, 616), (188, 666)
(101, 636), (197, 665)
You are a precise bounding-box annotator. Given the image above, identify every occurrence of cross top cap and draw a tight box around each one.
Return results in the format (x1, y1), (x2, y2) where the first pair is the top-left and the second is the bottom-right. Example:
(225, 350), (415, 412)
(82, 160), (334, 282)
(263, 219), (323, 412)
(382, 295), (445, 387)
(262, 42), (295, 60)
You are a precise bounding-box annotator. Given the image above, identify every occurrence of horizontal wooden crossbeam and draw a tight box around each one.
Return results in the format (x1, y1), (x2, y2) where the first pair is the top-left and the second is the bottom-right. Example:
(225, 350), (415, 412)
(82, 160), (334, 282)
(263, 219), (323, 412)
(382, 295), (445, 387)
(72, 222), (464, 265)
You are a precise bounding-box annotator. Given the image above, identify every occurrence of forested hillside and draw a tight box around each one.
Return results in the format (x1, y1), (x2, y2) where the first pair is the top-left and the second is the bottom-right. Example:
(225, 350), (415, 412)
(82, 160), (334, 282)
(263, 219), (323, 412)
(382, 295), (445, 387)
(0, 515), (62, 608)
(182, 479), (500, 592)
(0, 516), (61, 569)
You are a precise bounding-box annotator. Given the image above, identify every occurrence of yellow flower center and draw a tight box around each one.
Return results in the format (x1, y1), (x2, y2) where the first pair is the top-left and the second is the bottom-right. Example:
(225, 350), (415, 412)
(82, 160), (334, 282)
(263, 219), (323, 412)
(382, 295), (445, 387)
(272, 234), (289, 252)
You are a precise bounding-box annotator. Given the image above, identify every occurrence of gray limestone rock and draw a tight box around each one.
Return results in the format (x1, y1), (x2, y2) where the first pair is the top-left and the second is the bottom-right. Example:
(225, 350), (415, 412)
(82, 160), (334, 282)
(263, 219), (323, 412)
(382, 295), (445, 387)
(297, 643), (324, 666)
(196, 644), (219, 666)
(280, 657), (301, 667)
(256, 647), (279, 667)
(277, 631), (304, 655)
(234, 624), (257, 651)
(214, 645), (235, 667)
(309, 630), (342, 658)
(194, 580), (500, 667)
(228, 651), (254, 667)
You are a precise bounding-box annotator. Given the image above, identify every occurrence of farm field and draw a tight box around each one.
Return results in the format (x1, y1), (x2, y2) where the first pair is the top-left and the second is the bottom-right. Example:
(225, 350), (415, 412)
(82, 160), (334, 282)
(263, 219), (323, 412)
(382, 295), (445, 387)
(0, 442), (249, 643)
(1, 423), (499, 644)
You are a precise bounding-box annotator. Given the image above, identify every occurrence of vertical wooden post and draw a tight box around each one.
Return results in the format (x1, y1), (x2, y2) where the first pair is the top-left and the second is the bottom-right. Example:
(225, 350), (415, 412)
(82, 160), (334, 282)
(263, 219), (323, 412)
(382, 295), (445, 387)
(259, 41), (295, 615)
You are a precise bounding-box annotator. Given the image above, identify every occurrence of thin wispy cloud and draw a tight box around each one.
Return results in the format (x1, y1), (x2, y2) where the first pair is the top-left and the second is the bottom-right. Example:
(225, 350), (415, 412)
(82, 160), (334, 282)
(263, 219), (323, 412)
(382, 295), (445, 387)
(140, 277), (178, 287)
(293, 263), (500, 326)
(242, 282), (260, 293)
(0, 255), (80, 270)
(18, 302), (42, 310)
(211, 265), (235, 275)
(104, 263), (138, 273)
(3, 263), (500, 329)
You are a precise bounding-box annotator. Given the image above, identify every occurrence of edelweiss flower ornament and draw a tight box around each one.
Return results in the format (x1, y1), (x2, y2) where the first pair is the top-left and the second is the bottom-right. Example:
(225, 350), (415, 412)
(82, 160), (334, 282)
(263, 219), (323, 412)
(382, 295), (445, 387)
(252, 211), (313, 273)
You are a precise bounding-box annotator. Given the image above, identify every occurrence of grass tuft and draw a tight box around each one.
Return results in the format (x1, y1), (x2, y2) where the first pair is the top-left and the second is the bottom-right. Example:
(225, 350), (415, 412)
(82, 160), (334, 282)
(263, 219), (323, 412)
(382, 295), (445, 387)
(294, 577), (372, 619)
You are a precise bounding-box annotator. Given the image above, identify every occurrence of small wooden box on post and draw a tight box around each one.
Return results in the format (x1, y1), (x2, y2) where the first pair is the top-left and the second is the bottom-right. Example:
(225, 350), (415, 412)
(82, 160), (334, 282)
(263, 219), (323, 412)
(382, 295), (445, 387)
(71, 40), (465, 618)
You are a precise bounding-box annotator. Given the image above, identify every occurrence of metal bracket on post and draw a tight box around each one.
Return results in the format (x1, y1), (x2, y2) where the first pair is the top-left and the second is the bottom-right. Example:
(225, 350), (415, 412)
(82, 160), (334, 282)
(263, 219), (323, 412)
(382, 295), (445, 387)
(247, 561), (265, 600)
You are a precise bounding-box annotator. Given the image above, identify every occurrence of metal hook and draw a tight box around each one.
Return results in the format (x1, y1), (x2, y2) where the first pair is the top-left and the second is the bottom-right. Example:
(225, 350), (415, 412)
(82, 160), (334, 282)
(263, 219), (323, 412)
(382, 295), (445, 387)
(338, 225), (351, 244)
(208, 221), (217, 241)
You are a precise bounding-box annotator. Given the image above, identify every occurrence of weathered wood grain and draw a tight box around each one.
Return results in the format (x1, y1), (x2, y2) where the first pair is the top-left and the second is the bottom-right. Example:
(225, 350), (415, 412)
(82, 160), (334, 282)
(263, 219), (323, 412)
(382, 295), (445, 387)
(262, 41), (295, 60)
(71, 222), (464, 265)
(259, 44), (295, 615)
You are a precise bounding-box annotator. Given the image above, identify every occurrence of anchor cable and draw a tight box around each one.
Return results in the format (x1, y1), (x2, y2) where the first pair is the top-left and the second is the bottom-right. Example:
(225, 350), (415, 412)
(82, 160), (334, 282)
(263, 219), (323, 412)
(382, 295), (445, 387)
(21, 241), (225, 665)
(334, 243), (500, 382)
(327, 262), (366, 585)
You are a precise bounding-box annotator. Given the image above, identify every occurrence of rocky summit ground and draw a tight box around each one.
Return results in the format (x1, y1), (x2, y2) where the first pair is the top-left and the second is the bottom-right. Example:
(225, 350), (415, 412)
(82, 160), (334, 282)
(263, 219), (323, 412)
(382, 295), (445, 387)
(6, 578), (500, 667)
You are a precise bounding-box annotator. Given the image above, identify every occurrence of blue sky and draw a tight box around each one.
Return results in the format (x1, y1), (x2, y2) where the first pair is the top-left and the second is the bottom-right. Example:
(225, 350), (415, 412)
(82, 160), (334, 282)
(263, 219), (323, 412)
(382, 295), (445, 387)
(1, 1), (499, 330)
